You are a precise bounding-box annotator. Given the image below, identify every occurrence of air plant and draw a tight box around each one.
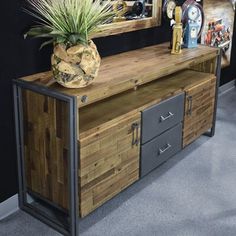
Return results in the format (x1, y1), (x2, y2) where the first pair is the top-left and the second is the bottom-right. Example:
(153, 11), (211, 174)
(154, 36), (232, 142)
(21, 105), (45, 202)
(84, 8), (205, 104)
(24, 0), (115, 48)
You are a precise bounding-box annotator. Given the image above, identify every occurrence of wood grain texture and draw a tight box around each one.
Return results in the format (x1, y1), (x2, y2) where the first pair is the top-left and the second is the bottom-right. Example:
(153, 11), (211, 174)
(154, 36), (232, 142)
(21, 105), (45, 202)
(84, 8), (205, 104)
(22, 89), (69, 210)
(79, 113), (141, 217)
(183, 76), (216, 147)
(20, 43), (219, 108)
(79, 70), (216, 140)
(190, 57), (217, 74)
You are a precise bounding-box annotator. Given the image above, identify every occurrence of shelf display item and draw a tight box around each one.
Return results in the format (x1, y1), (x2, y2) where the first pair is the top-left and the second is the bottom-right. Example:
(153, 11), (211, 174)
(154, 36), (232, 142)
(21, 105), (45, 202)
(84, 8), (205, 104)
(24, 0), (115, 88)
(163, 0), (177, 20)
(182, 0), (204, 39)
(183, 5), (200, 48)
(171, 6), (183, 54)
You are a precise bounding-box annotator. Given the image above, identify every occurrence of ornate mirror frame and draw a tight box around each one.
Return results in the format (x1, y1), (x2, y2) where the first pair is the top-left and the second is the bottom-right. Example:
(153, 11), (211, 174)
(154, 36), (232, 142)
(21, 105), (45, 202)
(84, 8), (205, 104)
(93, 0), (162, 38)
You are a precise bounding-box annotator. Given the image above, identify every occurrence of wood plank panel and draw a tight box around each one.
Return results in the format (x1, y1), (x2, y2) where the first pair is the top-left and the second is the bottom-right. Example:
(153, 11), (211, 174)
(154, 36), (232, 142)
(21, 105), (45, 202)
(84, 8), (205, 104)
(183, 77), (216, 147)
(190, 57), (217, 74)
(22, 89), (69, 210)
(79, 113), (141, 217)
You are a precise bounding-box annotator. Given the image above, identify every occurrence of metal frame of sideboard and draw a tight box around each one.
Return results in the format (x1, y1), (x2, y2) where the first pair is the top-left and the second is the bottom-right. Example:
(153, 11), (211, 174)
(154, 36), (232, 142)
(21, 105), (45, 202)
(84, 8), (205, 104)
(13, 80), (79, 236)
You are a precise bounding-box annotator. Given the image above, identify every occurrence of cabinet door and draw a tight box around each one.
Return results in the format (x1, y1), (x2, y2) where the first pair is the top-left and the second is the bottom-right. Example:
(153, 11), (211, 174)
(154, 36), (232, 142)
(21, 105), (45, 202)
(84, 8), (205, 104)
(183, 76), (216, 147)
(79, 113), (141, 217)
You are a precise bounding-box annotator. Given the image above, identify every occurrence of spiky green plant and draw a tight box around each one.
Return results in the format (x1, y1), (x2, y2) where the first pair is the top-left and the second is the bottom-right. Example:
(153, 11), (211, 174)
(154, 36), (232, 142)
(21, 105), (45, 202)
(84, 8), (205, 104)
(24, 0), (115, 48)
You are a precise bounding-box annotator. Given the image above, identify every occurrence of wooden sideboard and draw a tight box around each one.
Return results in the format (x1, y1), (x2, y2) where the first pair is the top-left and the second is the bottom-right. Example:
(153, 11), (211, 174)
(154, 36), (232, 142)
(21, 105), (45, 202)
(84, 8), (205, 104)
(13, 43), (221, 235)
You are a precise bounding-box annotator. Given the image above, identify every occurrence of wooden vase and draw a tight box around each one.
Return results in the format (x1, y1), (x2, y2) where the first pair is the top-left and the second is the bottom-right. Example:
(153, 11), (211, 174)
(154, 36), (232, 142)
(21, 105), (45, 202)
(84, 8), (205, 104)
(51, 40), (101, 88)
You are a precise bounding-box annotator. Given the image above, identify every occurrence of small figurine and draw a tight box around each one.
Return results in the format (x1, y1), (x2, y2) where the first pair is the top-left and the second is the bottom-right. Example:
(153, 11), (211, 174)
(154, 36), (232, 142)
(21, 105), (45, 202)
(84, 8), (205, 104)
(171, 6), (183, 54)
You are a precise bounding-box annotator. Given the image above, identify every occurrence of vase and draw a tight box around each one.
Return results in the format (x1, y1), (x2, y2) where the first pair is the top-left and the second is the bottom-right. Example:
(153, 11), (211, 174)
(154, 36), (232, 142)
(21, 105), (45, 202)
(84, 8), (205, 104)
(51, 40), (101, 88)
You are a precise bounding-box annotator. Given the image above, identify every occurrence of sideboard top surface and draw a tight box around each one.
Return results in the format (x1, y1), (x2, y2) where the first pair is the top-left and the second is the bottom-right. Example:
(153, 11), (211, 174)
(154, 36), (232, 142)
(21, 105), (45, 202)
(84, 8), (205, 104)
(20, 43), (219, 107)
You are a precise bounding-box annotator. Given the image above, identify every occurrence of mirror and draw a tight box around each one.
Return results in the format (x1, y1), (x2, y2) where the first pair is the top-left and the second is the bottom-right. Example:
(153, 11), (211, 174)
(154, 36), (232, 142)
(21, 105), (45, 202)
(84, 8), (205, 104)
(93, 0), (162, 38)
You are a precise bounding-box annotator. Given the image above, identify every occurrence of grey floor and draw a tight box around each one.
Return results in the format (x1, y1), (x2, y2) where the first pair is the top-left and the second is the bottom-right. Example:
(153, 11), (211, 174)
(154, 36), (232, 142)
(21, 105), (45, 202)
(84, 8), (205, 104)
(1, 87), (236, 236)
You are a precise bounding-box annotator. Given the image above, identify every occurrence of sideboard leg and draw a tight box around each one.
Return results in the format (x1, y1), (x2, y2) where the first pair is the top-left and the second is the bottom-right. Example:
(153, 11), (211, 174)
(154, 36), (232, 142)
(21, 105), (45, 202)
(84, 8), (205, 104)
(68, 96), (79, 236)
(13, 80), (79, 236)
(208, 49), (222, 137)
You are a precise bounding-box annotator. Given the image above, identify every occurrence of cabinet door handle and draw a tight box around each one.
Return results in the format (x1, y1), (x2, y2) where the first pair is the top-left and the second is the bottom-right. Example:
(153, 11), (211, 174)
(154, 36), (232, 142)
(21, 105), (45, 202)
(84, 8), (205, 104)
(158, 143), (172, 155)
(160, 112), (174, 122)
(132, 123), (139, 146)
(187, 96), (193, 116)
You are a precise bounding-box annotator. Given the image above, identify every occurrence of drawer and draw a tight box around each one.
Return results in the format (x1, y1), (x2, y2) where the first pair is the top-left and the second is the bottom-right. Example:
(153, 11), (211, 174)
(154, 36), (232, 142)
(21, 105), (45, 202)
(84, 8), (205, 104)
(141, 93), (184, 144)
(141, 123), (182, 177)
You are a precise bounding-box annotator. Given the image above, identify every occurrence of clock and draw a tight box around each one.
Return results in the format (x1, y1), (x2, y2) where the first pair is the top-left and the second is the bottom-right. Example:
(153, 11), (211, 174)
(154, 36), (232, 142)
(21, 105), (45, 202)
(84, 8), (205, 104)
(182, 0), (204, 38)
(163, 0), (177, 20)
(187, 6), (200, 21)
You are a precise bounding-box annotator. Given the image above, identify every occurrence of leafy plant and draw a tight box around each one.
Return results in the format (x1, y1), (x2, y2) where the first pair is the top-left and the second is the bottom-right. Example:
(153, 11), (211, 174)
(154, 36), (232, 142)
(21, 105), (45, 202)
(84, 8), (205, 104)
(24, 0), (115, 48)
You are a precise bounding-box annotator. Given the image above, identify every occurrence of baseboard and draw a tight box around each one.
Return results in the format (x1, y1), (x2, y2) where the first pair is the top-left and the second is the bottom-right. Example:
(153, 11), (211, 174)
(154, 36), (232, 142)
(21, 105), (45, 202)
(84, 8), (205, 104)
(0, 194), (19, 220)
(219, 79), (236, 96)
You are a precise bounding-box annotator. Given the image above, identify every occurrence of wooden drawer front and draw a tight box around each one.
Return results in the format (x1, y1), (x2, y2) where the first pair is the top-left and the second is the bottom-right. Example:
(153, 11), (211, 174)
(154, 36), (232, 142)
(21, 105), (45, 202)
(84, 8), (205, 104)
(79, 113), (141, 217)
(142, 93), (184, 144)
(141, 123), (182, 177)
(183, 76), (216, 147)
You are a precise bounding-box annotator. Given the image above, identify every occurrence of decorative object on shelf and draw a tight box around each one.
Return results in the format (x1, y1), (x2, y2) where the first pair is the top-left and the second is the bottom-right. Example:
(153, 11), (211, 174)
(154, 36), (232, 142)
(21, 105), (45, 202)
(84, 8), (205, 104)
(183, 5), (200, 48)
(201, 0), (235, 68)
(24, 0), (115, 88)
(182, 0), (204, 39)
(162, 0), (177, 49)
(163, 0), (177, 20)
(51, 41), (101, 88)
(171, 6), (183, 54)
(113, 0), (128, 22)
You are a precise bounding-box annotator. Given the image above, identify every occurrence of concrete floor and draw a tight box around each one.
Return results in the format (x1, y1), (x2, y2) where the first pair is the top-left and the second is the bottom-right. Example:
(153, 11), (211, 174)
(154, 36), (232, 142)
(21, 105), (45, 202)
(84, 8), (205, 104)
(1, 87), (236, 236)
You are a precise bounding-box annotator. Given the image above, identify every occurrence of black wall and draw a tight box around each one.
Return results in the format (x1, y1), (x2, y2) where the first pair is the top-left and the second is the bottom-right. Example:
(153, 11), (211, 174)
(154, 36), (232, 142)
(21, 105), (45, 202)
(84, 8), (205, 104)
(0, 0), (235, 203)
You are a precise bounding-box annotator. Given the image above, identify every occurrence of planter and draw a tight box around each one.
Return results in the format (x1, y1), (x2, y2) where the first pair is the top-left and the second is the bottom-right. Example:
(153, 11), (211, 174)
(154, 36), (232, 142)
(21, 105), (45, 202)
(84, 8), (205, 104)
(51, 40), (101, 88)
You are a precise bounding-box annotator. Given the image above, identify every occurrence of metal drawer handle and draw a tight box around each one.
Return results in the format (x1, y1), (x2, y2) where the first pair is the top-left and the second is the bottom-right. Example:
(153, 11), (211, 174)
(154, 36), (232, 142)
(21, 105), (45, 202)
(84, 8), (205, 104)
(160, 112), (174, 122)
(132, 123), (140, 146)
(159, 143), (172, 155)
(187, 95), (193, 116)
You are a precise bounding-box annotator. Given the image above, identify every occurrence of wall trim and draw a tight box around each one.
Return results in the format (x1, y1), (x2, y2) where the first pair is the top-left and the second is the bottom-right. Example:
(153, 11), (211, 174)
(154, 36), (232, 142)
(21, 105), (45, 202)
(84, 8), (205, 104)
(0, 194), (19, 220)
(219, 79), (236, 96)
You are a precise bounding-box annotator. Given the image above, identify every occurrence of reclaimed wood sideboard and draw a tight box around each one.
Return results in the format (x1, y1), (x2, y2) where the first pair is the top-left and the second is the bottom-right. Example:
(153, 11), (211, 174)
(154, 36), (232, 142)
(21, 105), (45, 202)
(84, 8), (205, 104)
(13, 43), (221, 235)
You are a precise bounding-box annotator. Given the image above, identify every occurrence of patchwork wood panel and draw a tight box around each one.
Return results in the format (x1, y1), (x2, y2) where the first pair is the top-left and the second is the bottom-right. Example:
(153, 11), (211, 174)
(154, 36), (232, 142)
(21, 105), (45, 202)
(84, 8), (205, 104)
(79, 113), (141, 217)
(190, 57), (217, 74)
(183, 76), (216, 147)
(22, 89), (69, 210)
